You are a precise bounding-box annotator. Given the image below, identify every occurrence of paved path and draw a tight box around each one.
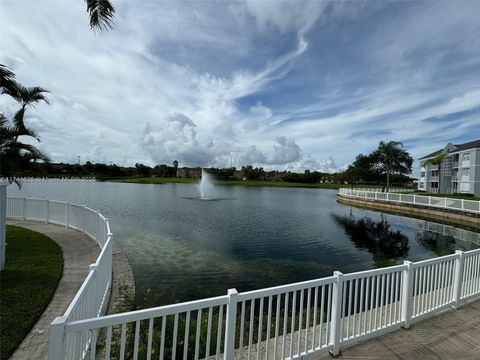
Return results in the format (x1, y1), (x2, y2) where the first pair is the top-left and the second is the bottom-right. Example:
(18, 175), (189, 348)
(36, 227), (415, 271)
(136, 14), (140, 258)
(318, 299), (480, 360)
(7, 220), (100, 360)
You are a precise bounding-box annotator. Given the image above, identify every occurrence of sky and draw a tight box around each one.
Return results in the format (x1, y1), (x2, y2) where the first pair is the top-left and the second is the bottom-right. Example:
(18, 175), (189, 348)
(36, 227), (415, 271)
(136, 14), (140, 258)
(1, 0), (480, 175)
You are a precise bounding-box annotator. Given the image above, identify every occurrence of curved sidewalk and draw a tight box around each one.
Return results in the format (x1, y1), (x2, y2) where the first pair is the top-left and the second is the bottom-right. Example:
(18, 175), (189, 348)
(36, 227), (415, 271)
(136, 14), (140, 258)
(318, 298), (480, 360)
(7, 220), (100, 360)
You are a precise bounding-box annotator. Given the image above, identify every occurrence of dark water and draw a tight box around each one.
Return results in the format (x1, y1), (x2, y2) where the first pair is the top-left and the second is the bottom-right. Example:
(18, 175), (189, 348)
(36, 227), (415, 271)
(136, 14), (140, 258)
(8, 182), (480, 306)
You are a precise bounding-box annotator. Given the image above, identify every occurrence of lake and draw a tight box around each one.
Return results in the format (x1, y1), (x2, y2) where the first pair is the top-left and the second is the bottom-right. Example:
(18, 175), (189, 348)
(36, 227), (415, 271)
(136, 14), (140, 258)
(7, 181), (480, 306)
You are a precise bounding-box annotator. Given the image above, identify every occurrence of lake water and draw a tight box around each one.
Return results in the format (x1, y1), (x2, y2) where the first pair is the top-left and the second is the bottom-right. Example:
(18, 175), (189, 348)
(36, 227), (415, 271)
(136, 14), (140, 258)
(8, 181), (480, 306)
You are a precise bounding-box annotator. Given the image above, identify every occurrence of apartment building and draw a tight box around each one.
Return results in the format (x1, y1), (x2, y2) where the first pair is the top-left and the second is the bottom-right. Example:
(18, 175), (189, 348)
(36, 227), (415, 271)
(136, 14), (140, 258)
(418, 139), (480, 196)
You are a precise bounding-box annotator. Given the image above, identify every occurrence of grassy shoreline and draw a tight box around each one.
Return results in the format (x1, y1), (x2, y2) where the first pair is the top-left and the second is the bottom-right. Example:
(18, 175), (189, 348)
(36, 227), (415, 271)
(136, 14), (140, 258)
(109, 177), (391, 190)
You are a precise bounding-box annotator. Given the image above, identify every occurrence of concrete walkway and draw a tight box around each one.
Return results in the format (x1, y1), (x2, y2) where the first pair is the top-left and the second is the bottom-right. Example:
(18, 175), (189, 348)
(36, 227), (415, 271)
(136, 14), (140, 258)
(318, 299), (480, 360)
(7, 220), (100, 360)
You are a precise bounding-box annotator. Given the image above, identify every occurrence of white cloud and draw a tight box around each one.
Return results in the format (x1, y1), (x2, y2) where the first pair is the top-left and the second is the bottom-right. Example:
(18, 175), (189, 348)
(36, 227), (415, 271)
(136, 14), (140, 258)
(243, 0), (325, 34)
(269, 137), (302, 165)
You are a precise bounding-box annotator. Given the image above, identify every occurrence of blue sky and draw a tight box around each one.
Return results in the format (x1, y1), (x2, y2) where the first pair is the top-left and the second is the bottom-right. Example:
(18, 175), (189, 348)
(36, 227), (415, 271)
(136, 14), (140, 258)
(1, 1), (480, 174)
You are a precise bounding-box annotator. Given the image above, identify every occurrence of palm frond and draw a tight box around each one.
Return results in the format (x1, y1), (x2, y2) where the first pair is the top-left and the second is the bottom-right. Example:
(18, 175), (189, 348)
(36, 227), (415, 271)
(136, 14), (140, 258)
(5, 142), (50, 162)
(86, 0), (115, 31)
(0, 64), (16, 95)
(6, 82), (50, 105)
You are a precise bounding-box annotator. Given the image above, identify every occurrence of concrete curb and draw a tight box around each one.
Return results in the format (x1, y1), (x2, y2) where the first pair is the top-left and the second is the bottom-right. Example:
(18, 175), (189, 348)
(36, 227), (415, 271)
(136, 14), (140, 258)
(337, 194), (480, 231)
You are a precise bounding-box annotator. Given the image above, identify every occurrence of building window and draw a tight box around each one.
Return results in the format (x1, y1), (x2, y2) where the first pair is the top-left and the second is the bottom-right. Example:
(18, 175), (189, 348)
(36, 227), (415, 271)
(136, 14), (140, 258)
(421, 171), (425, 177)
(419, 183), (424, 189)
(463, 153), (471, 161)
(462, 168), (470, 177)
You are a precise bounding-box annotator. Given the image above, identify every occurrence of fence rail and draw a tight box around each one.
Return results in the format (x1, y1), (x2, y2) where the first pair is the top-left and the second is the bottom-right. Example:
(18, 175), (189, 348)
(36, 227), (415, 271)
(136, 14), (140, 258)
(341, 187), (415, 193)
(6, 197), (480, 360)
(6, 197), (112, 360)
(338, 188), (480, 214)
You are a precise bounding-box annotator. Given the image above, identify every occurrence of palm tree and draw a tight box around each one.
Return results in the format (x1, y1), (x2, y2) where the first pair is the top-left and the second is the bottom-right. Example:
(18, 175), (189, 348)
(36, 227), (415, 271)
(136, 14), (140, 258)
(85, 0), (115, 31)
(372, 141), (413, 192)
(3, 82), (49, 140)
(0, 114), (49, 180)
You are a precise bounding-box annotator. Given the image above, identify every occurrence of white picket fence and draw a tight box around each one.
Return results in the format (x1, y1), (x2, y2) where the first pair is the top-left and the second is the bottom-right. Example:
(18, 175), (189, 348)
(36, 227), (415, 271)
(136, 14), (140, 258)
(344, 187), (415, 193)
(339, 188), (480, 214)
(6, 197), (112, 360)
(6, 197), (480, 360)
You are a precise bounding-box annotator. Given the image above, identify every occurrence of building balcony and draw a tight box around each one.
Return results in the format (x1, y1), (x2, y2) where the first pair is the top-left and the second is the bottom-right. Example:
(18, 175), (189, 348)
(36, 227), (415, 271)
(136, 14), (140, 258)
(452, 161), (459, 168)
(430, 165), (439, 170)
(430, 176), (439, 181)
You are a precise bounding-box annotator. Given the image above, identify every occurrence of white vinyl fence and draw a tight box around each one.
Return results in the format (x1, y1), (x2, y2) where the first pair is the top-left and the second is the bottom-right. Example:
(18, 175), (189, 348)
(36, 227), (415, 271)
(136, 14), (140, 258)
(6, 197), (480, 360)
(339, 188), (480, 214)
(344, 187), (415, 193)
(6, 197), (112, 360)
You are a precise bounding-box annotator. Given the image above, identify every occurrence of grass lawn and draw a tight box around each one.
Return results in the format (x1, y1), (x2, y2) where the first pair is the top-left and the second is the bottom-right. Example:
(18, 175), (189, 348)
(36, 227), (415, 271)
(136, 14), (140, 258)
(110, 177), (394, 190)
(406, 191), (480, 201)
(0, 225), (63, 360)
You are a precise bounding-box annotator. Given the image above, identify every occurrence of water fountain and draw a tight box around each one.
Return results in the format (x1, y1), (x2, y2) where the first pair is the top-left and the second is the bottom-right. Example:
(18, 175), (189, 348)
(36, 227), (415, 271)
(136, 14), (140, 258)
(198, 169), (216, 200)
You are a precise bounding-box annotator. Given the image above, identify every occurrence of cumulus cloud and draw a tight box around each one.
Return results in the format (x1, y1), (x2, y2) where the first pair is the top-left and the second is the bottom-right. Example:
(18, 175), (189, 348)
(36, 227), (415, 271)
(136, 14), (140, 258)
(269, 137), (302, 165)
(285, 156), (343, 174)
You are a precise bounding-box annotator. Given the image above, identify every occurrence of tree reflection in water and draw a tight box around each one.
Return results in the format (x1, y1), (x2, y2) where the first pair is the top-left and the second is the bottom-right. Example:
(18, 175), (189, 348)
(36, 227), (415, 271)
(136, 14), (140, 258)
(415, 231), (456, 256)
(332, 213), (409, 267)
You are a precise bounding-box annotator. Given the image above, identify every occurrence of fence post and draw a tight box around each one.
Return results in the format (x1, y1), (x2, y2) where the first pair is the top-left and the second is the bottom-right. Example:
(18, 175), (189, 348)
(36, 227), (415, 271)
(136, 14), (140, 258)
(48, 315), (67, 360)
(22, 197), (26, 220)
(82, 205), (87, 234)
(96, 210), (101, 245)
(428, 196), (432, 206)
(66, 202), (70, 228)
(401, 261), (414, 329)
(330, 271), (344, 356)
(461, 199), (464, 211)
(224, 288), (238, 359)
(413, 194), (416, 205)
(453, 250), (465, 309)
(46, 199), (50, 224)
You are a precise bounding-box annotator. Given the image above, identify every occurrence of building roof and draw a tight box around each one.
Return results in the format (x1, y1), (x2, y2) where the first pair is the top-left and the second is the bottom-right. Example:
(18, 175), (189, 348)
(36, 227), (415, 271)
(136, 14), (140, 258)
(419, 139), (480, 160)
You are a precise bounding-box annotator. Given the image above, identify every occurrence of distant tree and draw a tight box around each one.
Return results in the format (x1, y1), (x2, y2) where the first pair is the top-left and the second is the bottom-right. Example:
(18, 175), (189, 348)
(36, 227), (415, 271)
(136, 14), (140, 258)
(135, 163), (151, 177)
(242, 166), (265, 181)
(371, 141), (413, 192)
(342, 153), (379, 184)
(172, 160), (179, 177)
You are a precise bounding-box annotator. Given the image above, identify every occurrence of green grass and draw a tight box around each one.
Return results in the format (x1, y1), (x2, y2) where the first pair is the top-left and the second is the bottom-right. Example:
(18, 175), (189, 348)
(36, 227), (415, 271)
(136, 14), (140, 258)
(406, 191), (480, 201)
(0, 225), (63, 360)
(111, 177), (197, 184)
(110, 177), (395, 190)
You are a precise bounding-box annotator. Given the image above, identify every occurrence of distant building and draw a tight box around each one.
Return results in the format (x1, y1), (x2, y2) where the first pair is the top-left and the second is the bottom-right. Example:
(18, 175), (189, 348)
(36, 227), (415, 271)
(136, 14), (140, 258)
(418, 139), (480, 196)
(176, 167), (202, 179)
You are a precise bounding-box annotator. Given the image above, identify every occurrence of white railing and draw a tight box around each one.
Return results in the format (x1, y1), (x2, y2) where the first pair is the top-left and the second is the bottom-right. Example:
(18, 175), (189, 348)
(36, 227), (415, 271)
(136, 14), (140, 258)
(58, 252), (480, 360)
(338, 188), (480, 214)
(7, 197), (480, 359)
(6, 197), (112, 360)
(341, 187), (415, 193)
